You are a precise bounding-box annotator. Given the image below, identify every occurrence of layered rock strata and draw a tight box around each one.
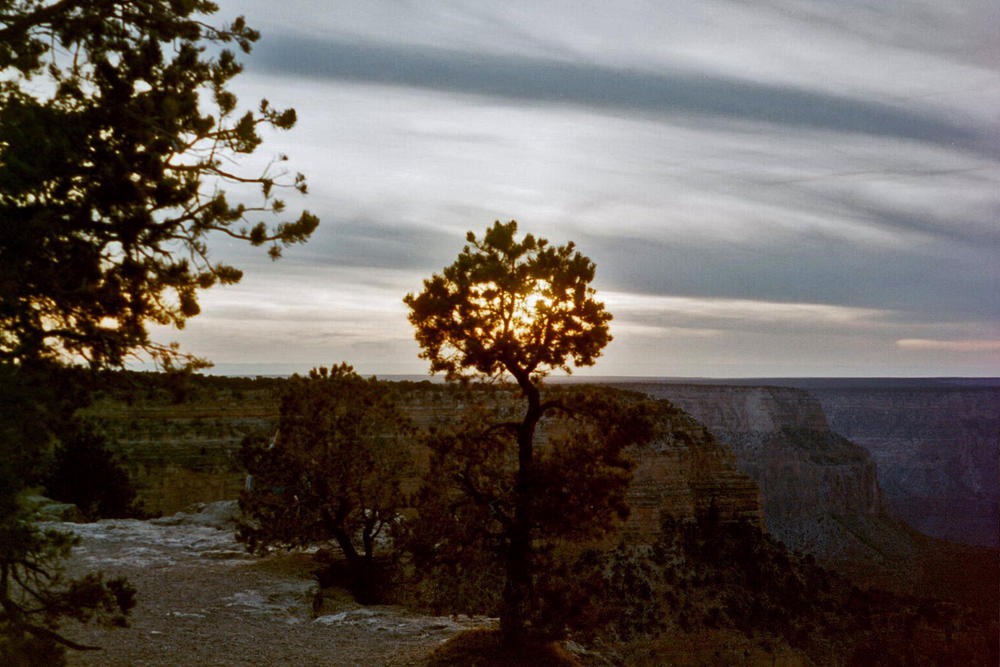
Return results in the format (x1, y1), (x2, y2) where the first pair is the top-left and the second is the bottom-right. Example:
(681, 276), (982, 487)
(807, 386), (999, 547)
(614, 382), (998, 603)
(87, 386), (764, 536)
(616, 384), (883, 527)
(621, 399), (762, 541)
(85, 403), (275, 515)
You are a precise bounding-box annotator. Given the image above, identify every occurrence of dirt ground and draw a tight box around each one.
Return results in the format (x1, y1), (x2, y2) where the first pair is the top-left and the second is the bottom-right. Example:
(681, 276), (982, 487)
(47, 504), (491, 666)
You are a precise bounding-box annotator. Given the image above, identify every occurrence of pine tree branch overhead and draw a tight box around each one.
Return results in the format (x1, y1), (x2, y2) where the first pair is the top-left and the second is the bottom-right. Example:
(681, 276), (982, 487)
(0, 0), (318, 368)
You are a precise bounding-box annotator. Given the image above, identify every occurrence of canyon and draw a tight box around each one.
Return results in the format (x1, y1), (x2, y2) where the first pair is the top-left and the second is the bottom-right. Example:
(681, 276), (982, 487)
(84, 382), (764, 535)
(615, 381), (997, 608)
(614, 396), (762, 541)
(84, 374), (997, 609)
(84, 394), (275, 516)
(798, 380), (998, 548)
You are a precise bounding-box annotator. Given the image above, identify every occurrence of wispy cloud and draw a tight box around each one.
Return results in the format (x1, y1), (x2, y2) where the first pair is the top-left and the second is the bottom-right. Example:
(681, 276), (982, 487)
(606, 292), (890, 334)
(178, 1), (1000, 376)
(896, 339), (1000, 352)
(249, 37), (988, 154)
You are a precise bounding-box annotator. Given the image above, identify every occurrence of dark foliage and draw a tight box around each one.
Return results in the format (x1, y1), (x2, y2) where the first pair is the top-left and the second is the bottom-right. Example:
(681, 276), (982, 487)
(425, 628), (582, 667)
(399, 386), (660, 639)
(404, 220), (612, 381)
(0, 362), (136, 664)
(89, 369), (288, 406)
(0, 1), (316, 659)
(237, 365), (414, 604)
(0, 0), (317, 368)
(43, 423), (142, 520)
(0, 362), (89, 502)
(0, 510), (137, 665)
(577, 510), (1000, 665)
(405, 221), (624, 648)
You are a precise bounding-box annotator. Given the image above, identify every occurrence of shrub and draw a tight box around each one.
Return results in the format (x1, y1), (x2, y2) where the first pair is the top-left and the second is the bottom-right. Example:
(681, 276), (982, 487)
(44, 424), (142, 520)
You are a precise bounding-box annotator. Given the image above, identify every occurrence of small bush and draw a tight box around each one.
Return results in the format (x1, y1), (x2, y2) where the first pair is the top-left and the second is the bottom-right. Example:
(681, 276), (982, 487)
(44, 424), (142, 520)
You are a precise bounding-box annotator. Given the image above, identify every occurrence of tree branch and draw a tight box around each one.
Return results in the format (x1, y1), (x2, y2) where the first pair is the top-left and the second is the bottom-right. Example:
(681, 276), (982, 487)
(0, 0), (84, 43)
(457, 471), (512, 530)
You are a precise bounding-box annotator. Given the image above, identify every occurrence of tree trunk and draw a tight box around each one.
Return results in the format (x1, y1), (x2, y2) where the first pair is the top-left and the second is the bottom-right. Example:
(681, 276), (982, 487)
(332, 527), (376, 604)
(500, 372), (541, 650)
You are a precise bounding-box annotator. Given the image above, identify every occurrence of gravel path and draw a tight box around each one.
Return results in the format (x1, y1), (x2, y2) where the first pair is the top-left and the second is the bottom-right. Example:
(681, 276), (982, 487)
(45, 504), (490, 666)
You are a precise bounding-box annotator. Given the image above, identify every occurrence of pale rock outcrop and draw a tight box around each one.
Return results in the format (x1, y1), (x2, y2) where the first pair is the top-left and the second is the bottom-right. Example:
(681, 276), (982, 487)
(24, 494), (87, 523)
(617, 384), (883, 529)
(622, 399), (762, 542)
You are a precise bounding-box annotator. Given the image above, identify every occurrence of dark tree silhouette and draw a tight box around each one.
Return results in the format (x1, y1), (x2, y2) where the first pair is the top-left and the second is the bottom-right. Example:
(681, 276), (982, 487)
(0, 362), (136, 664)
(0, 0), (317, 368)
(404, 220), (618, 648)
(405, 220), (611, 381)
(43, 423), (141, 520)
(237, 365), (414, 604)
(400, 386), (659, 639)
(0, 2), (316, 660)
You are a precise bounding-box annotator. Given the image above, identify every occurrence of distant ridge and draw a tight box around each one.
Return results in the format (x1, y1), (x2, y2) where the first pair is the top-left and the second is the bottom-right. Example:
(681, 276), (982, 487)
(587, 377), (1000, 389)
(194, 369), (1000, 390)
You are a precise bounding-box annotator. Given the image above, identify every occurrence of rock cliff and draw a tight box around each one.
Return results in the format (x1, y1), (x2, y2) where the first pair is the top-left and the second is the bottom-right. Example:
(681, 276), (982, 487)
(612, 382), (998, 605)
(86, 384), (764, 535)
(621, 398), (762, 541)
(614, 384), (883, 526)
(85, 402), (276, 515)
(805, 385), (999, 547)
(83, 376), (996, 613)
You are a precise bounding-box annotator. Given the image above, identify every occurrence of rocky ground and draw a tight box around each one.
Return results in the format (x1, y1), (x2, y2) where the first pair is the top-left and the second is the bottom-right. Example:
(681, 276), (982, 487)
(48, 502), (491, 666)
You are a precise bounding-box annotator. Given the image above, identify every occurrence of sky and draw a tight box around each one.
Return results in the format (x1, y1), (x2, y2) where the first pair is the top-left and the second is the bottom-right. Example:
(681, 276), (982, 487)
(155, 1), (999, 377)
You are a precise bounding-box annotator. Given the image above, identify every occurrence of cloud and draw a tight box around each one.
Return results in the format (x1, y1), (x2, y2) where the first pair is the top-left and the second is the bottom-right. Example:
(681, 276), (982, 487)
(180, 2), (1000, 376)
(248, 37), (988, 154)
(290, 218), (462, 270)
(224, 73), (997, 323)
(585, 230), (997, 321)
(896, 339), (1000, 352)
(606, 292), (890, 335)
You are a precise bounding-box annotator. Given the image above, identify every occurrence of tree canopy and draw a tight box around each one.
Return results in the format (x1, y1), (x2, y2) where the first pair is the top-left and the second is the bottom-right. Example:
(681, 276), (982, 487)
(237, 365), (414, 603)
(402, 387), (658, 621)
(405, 221), (635, 650)
(0, 0), (317, 367)
(404, 220), (611, 384)
(0, 2), (316, 660)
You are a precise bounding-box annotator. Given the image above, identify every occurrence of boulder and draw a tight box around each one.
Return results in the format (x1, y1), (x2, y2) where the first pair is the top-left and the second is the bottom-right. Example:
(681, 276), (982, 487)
(23, 494), (87, 523)
(150, 500), (241, 529)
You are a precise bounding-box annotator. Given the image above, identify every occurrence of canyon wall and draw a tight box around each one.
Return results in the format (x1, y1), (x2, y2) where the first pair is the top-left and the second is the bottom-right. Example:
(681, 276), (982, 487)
(86, 403), (274, 515)
(612, 382), (998, 603)
(806, 386), (999, 547)
(87, 386), (763, 532)
(612, 384), (923, 587)
(620, 398), (762, 541)
(83, 376), (996, 614)
(614, 384), (883, 523)
(83, 375), (996, 609)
